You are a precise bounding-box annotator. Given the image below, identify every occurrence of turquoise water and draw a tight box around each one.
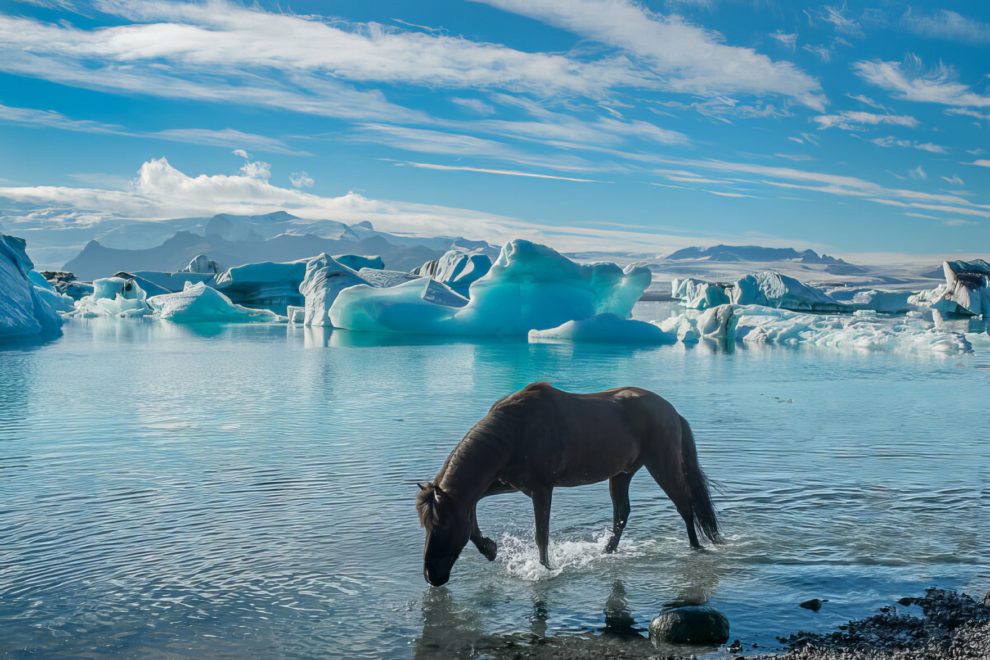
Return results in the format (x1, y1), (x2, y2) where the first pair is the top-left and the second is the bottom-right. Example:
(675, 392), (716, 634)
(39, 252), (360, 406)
(1, 306), (988, 657)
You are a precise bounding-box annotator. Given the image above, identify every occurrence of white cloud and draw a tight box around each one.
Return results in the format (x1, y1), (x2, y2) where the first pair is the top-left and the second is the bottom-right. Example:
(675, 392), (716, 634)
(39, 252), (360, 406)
(232, 149), (249, 159)
(854, 58), (990, 108)
(471, 0), (825, 109)
(969, 160), (990, 168)
(397, 161), (604, 183)
(946, 108), (990, 122)
(908, 165), (927, 181)
(0, 103), (304, 154)
(846, 93), (888, 111)
(289, 171), (314, 188)
(869, 136), (945, 153)
(239, 160), (271, 180)
(0, 156), (746, 252)
(451, 98), (496, 115)
(802, 44), (831, 62)
(819, 5), (863, 37)
(813, 111), (919, 130)
(900, 9), (990, 45)
(770, 31), (797, 49)
(941, 174), (964, 186)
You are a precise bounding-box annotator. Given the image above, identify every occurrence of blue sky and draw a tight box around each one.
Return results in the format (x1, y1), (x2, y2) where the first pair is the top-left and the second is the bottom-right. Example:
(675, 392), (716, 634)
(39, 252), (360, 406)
(0, 0), (988, 258)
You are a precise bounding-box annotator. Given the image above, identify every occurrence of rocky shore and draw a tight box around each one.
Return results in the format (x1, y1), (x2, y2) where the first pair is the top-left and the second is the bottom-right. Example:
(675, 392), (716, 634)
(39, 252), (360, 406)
(767, 588), (990, 659)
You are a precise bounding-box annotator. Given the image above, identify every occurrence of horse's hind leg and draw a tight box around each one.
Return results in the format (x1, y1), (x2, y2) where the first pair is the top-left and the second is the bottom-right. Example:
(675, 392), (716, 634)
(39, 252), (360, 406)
(531, 486), (554, 569)
(605, 472), (633, 554)
(643, 460), (701, 550)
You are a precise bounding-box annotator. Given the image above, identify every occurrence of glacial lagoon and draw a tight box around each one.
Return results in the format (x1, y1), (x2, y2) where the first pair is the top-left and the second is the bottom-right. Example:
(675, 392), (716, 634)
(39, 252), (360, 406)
(1, 308), (988, 657)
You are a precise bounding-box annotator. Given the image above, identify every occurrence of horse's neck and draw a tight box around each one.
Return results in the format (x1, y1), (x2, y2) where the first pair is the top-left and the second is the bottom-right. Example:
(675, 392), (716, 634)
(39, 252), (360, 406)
(439, 418), (512, 504)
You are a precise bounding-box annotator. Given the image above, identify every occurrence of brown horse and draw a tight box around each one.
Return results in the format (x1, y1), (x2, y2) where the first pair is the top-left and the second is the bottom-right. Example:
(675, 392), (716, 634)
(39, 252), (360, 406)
(417, 382), (721, 586)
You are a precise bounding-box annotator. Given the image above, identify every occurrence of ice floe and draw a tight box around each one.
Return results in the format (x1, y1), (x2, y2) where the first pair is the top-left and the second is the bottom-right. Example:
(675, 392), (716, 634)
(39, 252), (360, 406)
(671, 277), (730, 310)
(0, 234), (63, 340)
(529, 313), (673, 344)
(414, 249), (493, 297)
(732, 271), (847, 312)
(147, 282), (282, 323)
(70, 276), (152, 319)
(215, 259), (308, 313)
(298, 254), (366, 327)
(334, 254), (384, 271)
(330, 240), (650, 336)
(937, 260), (990, 318)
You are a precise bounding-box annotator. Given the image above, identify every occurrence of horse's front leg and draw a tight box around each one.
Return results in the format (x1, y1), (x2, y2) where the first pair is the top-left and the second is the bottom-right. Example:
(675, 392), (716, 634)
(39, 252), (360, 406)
(605, 472), (633, 554)
(531, 486), (553, 569)
(469, 504), (497, 561)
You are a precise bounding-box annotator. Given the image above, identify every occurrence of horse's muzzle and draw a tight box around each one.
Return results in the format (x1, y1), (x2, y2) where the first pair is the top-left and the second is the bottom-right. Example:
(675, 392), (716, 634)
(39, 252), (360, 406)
(424, 567), (449, 587)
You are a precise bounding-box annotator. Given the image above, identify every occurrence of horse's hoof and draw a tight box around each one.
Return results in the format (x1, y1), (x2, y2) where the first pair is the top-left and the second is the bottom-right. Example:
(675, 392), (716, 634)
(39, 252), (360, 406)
(481, 539), (498, 561)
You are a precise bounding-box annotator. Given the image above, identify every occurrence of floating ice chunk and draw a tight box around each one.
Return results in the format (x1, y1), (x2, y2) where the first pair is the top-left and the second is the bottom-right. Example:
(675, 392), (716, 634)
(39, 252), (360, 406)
(329, 240), (651, 336)
(286, 305), (305, 324)
(28, 270), (74, 312)
(215, 259), (308, 313)
(0, 234), (63, 340)
(732, 271), (847, 312)
(357, 268), (419, 288)
(335, 254), (384, 271)
(826, 288), (917, 314)
(415, 249), (493, 297)
(671, 277), (730, 310)
(148, 282), (282, 323)
(71, 276), (152, 318)
(729, 304), (971, 353)
(938, 260), (990, 317)
(129, 271), (216, 296)
(329, 278), (464, 332)
(530, 313), (675, 344)
(181, 254), (222, 274)
(298, 254), (366, 327)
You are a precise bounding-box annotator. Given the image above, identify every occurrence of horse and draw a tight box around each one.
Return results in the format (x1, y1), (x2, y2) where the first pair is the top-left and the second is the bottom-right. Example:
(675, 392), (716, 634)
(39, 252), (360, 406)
(416, 382), (721, 586)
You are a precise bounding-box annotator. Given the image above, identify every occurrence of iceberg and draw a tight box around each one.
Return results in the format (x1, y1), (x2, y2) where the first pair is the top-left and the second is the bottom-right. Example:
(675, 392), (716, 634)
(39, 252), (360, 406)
(731, 271), (847, 312)
(70, 276), (153, 318)
(148, 282), (282, 323)
(414, 249), (493, 297)
(298, 254), (367, 327)
(329, 240), (651, 336)
(334, 254), (385, 271)
(723, 304), (971, 353)
(671, 277), (730, 310)
(215, 259), (308, 313)
(28, 270), (75, 313)
(827, 287), (918, 314)
(529, 313), (674, 344)
(0, 234), (63, 340)
(128, 271), (216, 296)
(356, 268), (420, 288)
(181, 254), (222, 274)
(286, 305), (305, 324)
(937, 260), (990, 318)
(329, 278), (468, 332)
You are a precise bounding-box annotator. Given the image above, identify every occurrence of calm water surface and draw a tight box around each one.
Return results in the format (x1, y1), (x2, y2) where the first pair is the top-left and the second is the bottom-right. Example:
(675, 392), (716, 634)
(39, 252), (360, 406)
(1, 304), (988, 657)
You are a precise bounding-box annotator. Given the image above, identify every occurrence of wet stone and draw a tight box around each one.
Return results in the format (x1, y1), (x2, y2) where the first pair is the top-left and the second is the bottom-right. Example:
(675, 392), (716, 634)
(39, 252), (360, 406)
(649, 605), (730, 645)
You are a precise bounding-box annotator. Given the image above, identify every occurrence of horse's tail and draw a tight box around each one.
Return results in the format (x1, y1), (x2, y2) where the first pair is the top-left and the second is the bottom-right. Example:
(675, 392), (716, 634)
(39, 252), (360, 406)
(680, 417), (722, 544)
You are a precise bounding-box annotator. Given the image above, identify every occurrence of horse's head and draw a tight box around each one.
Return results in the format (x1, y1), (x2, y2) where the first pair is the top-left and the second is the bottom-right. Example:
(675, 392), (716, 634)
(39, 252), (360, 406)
(416, 482), (471, 586)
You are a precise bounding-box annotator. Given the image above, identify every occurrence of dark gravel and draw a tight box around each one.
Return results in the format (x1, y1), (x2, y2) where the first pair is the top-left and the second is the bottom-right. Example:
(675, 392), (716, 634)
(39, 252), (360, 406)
(768, 588), (990, 659)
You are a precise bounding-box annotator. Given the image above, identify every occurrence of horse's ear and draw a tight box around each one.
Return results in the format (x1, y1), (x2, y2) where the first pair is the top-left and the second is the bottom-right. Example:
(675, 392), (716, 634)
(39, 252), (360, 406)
(417, 482), (428, 491)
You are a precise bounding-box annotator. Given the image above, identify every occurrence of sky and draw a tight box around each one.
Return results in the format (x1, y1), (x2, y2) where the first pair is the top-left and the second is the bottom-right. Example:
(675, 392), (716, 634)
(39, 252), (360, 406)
(0, 0), (988, 259)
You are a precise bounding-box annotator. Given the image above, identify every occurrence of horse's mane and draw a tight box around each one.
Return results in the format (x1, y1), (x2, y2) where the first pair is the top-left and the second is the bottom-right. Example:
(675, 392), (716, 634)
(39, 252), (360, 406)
(416, 485), (440, 531)
(416, 399), (527, 532)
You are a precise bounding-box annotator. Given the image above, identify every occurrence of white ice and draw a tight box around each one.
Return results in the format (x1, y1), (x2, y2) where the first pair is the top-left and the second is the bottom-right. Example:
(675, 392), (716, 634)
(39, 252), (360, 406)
(334, 254), (384, 271)
(147, 282), (282, 323)
(936, 260), (990, 318)
(671, 277), (730, 310)
(181, 254), (222, 274)
(732, 271), (848, 312)
(214, 259), (308, 313)
(298, 254), (367, 327)
(329, 240), (651, 336)
(70, 276), (152, 319)
(529, 313), (674, 344)
(414, 249), (493, 297)
(0, 234), (63, 340)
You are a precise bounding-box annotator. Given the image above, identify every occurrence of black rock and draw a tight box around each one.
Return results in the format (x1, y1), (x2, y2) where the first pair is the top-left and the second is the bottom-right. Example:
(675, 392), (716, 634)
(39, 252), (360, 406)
(649, 605), (730, 645)
(800, 598), (824, 612)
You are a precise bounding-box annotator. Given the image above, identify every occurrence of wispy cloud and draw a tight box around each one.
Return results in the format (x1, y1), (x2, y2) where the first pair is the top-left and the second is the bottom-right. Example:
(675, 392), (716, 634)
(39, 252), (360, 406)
(869, 136), (945, 153)
(854, 57), (990, 108)
(0, 103), (304, 154)
(968, 160), (990, 168)
(813, 110), (919, 130)
(397, 161), (605, 183)
(900, 9), (990, 45)
(471, 0), (825, 109)
(770, 31), (797, 49)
